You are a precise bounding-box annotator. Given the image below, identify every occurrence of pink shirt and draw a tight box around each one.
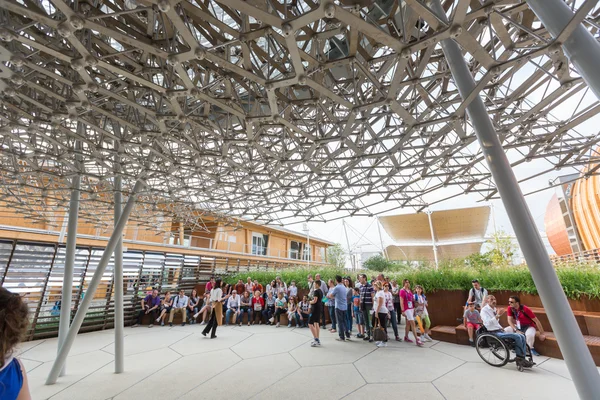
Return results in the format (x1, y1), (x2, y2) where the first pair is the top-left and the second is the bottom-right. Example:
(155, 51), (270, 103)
(400, 288), (414, 310)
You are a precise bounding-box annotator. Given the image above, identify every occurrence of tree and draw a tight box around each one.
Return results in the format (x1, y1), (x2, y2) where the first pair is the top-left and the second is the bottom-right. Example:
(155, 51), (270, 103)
(326, 243), (347, 269)
(487, 230), (517, 266)
(363, 254), (393, 271)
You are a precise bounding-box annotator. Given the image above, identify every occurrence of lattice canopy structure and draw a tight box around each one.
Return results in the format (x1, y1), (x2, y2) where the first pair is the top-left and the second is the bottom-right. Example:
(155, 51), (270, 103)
(1, 0), (600, 227)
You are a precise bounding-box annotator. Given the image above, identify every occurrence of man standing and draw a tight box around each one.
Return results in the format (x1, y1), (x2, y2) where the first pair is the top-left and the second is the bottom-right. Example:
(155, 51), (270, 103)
(307, 275), (314, 296)
(466, 279), (488, 310)
(132, 289), (161, 327)
(481, 295), (534, 368)
(400, 279), (422, 346)
(358, 274), (374, 342)
(505, 295), (546, 356)
(169, 289), (189, 327)
(328, 275), (350, 341)
(235, 279), (245, 298)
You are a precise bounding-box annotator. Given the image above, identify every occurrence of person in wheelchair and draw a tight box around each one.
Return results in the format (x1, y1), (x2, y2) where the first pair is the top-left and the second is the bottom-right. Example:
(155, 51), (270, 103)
(481, 295), (534, 369)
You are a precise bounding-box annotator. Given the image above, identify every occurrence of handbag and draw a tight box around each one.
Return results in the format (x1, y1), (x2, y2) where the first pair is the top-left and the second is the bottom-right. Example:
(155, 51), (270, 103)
(254, 302), (263, 311)
(372, 316), (387, 342)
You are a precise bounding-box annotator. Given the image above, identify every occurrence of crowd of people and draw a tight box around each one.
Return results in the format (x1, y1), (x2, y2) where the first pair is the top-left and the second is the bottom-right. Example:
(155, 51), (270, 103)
(131, 273), (434, 348)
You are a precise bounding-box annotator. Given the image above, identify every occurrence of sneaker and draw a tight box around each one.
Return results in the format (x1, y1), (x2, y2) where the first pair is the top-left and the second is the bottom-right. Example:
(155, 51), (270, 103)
(376, 341), (385, 347)
(311, 340), (318, 347)
(201, 332), (207, 337)
(469, 339), (475, 347)
(346, 333), (351, 340)
(356, 334), (364, 338)
(148, 324), (153, 328)
(336, 337), (345, 342)
(369, 337), (374, 343)
(155, 318), (160, 323)
(395, 336), (402, 342)
(210, 335), (217, 339)
(169, 323), (173, 327)
(316, 340), (321, 346)
(531, 348), (540, 356)
(288, 324), (291, 328)
(181, 323), (186, 327)
(404, 336), (413, 343)
(383, 342), (388, 347)
(422, 335), (431, 342)
(329, 329), (336, 333)
(416, 340), (424, 347)
(131, 324), (139, 328)
(276, 323), (280, 328)
(161, 321), (164, 326)
(362, 335), (370, 341)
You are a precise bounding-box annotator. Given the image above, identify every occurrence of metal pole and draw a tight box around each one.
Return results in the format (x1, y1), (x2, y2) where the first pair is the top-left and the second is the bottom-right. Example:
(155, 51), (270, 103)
(425, 210), (439, 270)
(306, 223), (310, 268)
(57, 139), (82, 377)
(429, 1), (600, 397)
(527, 0), (600, 100)
(375, 216), (389, 261)
(113, 175), (124, 374)
(342, 220), (354, 270)
(46, 180), (144, 385)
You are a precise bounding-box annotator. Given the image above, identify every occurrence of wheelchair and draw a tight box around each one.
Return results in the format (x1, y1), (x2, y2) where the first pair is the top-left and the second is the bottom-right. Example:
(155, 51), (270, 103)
(475, 326), (535, 372)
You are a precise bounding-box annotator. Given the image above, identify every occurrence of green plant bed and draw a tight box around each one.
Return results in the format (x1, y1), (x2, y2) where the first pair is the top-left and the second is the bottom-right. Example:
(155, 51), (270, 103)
(225, 264), (600, 300)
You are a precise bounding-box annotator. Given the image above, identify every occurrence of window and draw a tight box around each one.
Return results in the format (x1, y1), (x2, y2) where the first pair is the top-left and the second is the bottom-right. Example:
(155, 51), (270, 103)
(252, 233), (268, 255)
(303, 244), (312, 261)
(290, 240), (302, 259)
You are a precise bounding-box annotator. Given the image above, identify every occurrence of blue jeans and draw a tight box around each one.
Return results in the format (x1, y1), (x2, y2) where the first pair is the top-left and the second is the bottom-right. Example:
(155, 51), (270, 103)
(389, 309), (399, 338)
(239, 308), (253, 324)
(335, 308), (348, 339)
(495, 332), (527, 357)
(346, 304), (352, 333)
(329, 305), (336, 330)
(225, 308), (238, 325)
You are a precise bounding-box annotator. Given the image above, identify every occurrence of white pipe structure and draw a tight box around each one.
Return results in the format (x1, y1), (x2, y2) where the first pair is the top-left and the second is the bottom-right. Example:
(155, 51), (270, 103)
(113, 175), (124, 374)
(56, 164), (80, 377)
(428, 1), (600, 398)
(425, 210), (439, 270)
(376, 216), (389, 261)
(527, 0), (600, 100)
(46, 180), (144, 385)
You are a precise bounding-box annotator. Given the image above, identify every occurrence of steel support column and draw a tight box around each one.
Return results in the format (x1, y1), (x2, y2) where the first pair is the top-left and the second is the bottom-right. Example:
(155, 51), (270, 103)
(57, 140), (81, 377)
(429, 1), (600, 398)
(425, 210), (439, 270)
(114, 175), (124, 374)
(527, 0), (600, 100)
(46, 180), (144, 385)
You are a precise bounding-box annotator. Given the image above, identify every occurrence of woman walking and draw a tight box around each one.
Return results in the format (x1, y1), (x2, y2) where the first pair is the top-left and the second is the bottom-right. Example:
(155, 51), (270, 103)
(202, 279), (224, 339)
(373, 281), (388, 347)
(309, 280), (324, 346)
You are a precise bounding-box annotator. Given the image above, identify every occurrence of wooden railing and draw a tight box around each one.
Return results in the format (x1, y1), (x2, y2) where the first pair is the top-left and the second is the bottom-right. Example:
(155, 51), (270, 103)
(550, 248), (600, 265)
(0, 239), (305, 341)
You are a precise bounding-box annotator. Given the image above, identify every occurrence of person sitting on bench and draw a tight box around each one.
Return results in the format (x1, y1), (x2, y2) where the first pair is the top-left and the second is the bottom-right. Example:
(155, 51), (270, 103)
(169, 289), (189, 327)
(504, 295), (546, 356)
(132, 289), (161, 327)
(481, 295), (533, 368)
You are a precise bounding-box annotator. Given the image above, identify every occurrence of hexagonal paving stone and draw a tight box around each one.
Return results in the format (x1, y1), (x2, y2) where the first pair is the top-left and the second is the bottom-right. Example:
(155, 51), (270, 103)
(344, 383), (444, 400)
(355, 346), (464, 383)
(252, 364), (365, 400)
(101, 328), (190, 356)
(114, 349), (240, 399)
(19, 331), (115, 362)
(50, 347), (181, 400)
(28, 350), (114, 400)
(290, 336), (376, 366)
(434, 361), (577, 399)
(537, 357), (600, 381)
(230, 331), (310, 359)
(169, 327), (251, 355)
(179, 353), (299, 400)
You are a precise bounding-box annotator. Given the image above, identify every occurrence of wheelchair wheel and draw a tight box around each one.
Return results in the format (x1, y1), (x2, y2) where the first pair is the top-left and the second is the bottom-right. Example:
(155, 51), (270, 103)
(476, 334), (509, 367)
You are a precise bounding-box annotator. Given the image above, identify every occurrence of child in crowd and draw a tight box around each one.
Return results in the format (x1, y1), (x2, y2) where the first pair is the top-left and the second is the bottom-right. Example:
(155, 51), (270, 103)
(263, 292), (276, 325)
(299, 295), (311, 327)
(463, 302), (483, 346)
(274, 292), (288, 327)
(288, 281), (298, 298)
(414, 285), (432, 342)
(0, 287), (32, 400)
(352, 287), (365, 338)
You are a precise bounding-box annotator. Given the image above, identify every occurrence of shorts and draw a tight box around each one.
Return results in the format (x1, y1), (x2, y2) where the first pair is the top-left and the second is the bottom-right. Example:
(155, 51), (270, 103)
(404, 308), (415, 321)
(309, 312), (320, 325)
(466, 322), (480, 330)
(355, 311), (364, 325)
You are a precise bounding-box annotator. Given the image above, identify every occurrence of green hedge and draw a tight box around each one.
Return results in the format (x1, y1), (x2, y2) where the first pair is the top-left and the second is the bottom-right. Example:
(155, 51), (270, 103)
(224, 264), (600, 300)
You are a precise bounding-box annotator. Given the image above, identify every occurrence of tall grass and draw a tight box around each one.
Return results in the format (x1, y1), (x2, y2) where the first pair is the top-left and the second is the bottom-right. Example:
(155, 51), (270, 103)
(224, 263), (600, 299)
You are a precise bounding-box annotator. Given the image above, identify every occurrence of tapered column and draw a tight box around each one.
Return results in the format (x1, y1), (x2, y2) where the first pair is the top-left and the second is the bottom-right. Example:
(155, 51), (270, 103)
(527, 0), (600, 100)
(56, 172), (80, 377)
(429, 1), (600, 398)
(46, 180), (144, 385)
(114, 175), (124, 373)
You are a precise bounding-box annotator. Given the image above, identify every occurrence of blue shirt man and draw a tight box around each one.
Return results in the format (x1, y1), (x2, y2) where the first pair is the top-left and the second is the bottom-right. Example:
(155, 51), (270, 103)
(328, 275), (349, 340)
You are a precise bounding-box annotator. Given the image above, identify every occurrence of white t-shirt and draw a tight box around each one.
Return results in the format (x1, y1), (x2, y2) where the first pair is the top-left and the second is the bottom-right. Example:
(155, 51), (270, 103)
(374, 290), (387, 313)
(289, 285), (298, 297)
(210, 288), (222, 303)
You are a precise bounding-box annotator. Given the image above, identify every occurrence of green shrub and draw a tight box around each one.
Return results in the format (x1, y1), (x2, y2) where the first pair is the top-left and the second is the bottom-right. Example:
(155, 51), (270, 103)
(224, 263), (600, 299)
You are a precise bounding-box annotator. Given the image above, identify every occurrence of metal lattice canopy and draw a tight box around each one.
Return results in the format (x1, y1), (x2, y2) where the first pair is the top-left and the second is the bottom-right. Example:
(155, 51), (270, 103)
(1, 0), (600, 228)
